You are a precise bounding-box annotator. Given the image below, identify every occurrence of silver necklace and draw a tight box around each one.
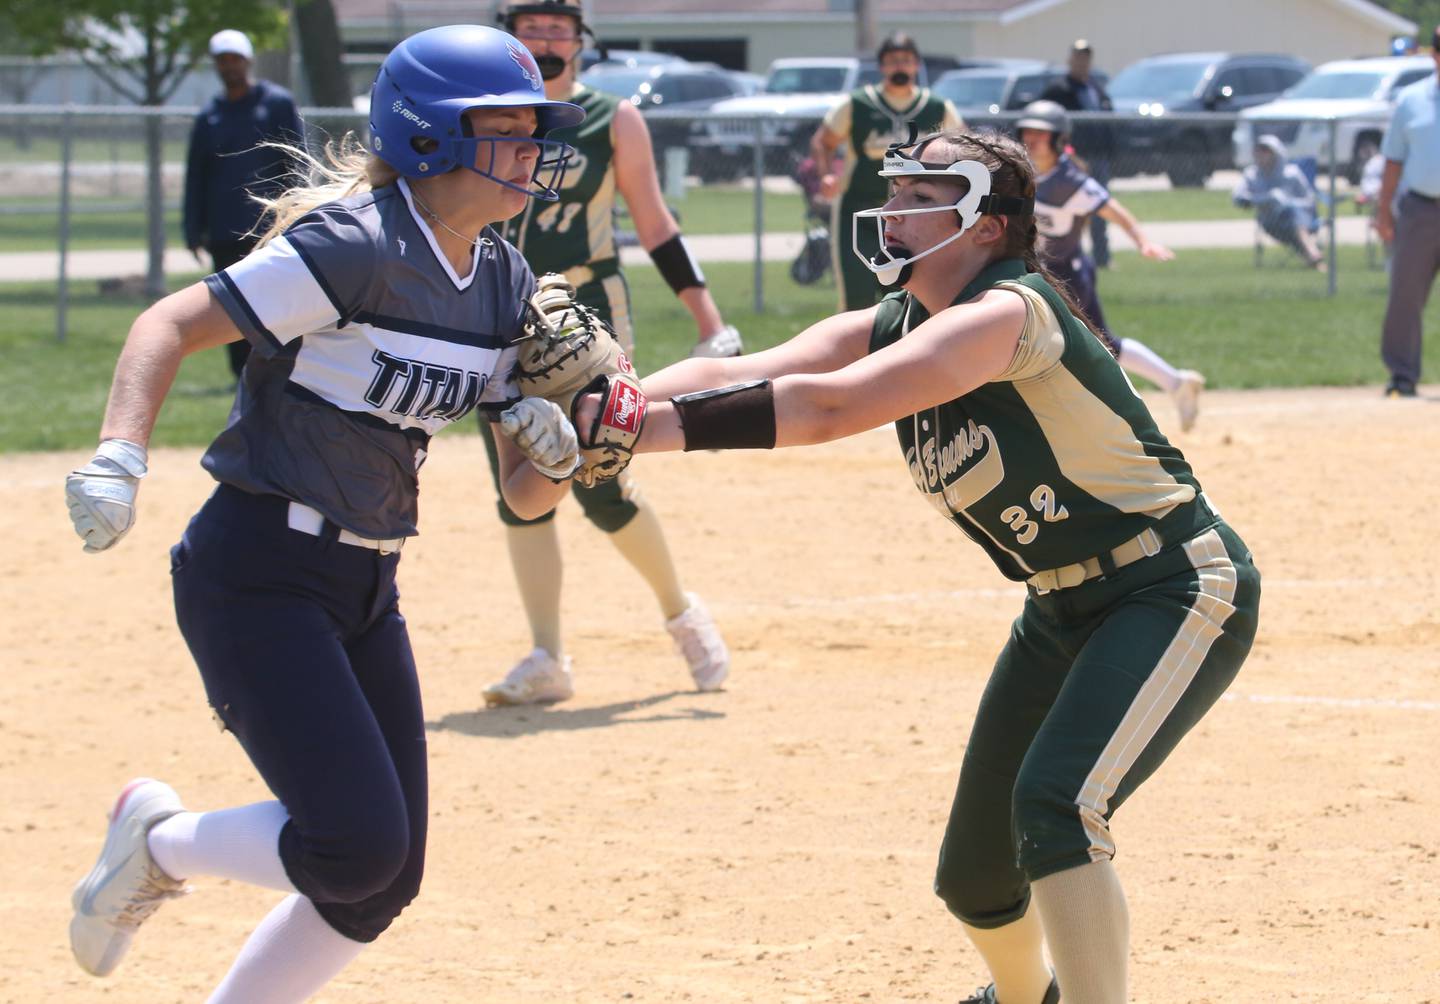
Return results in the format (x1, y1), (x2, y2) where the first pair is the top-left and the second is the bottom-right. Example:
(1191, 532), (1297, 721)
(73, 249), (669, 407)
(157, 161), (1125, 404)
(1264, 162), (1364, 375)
(410, 188), (493, 248)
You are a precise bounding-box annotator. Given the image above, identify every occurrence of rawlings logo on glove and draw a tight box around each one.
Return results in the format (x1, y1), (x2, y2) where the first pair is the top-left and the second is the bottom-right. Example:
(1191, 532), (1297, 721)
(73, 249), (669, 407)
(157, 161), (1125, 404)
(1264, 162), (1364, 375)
(514, 273), (647, 487)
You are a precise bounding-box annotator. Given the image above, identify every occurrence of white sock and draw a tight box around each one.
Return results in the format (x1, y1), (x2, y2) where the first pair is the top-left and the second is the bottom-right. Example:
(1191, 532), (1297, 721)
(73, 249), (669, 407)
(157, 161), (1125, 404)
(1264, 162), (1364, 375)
(1117, 337), (1181, 392)
(148, 801), (297, 892)
(207, 894), (366, 1004)
(1031, 860), (1129, 1004)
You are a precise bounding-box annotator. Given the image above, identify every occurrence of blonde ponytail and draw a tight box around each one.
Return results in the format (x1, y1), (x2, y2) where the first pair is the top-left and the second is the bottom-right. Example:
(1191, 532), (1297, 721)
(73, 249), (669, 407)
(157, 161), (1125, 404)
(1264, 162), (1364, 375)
(251, 133), (400, 246)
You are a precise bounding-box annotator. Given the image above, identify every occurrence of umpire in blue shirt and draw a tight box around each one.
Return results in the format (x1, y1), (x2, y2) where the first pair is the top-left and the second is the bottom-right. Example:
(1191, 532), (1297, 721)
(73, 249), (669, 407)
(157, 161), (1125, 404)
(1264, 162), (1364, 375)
(1375, 26), (1440, 398)
(184, 29), (304, 380)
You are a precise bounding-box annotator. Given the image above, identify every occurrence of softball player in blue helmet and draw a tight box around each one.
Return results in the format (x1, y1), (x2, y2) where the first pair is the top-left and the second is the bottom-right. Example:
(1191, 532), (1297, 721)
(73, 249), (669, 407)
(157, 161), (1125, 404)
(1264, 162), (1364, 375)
(598, 128), (1260, 1003)
(62, 24), (587, 1000)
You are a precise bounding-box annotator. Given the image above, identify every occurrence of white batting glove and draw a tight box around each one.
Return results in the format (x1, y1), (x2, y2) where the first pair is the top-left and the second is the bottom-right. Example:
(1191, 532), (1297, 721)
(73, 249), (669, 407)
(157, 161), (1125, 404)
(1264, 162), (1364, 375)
(64, 438), (148, 553)
(499, 397), (582, 482)
(690, 324), (744, 359)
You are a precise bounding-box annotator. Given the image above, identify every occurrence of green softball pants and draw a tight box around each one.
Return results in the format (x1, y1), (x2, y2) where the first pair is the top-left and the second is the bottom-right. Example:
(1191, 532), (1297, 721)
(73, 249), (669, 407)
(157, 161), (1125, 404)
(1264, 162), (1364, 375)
(934, 521), (1261, 928)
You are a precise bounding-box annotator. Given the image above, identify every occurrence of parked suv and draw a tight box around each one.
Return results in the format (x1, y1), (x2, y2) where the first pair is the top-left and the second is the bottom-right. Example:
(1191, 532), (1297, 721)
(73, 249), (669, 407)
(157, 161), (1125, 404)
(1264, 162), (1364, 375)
(688, 55), (946, 180)
(581, 62), (758, 177)
(933, 60), (1109, 132)
(1108, 51), (1310, 186)
(1232, 55), (1434, 182)
(933, 60), (1057, 118)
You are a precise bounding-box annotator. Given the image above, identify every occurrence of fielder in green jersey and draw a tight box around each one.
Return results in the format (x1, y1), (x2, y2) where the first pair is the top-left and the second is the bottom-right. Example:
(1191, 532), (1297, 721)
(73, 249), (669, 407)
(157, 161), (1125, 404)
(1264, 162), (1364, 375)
(476, 0), (738, 709)
(811, 33), (962, 312)
(618, 129), (1260, 1004)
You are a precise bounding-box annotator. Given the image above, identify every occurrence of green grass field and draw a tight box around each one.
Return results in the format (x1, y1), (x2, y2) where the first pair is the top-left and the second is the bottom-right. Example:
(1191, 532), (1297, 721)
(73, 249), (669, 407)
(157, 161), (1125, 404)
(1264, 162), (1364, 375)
(0, 205), (185, 252)
(0, 188), (803, 252)
(2, 247), (1424, 455)
(0, 133), (191, 166)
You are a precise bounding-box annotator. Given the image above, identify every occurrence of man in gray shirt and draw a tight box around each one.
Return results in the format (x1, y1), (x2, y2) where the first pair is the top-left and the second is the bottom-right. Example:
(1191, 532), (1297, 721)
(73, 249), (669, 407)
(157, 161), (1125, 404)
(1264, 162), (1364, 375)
(1375, 26), (1440, 398)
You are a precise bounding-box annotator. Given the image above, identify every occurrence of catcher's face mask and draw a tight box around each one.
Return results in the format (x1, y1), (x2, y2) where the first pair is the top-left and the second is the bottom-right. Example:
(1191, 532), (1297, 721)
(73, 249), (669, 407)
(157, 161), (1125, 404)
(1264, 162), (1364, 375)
(851, 130), (1034, 288)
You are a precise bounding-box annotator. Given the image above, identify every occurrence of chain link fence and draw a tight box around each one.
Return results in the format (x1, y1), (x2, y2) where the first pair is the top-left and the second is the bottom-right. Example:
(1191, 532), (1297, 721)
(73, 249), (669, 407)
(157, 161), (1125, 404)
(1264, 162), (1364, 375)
(1, 104), (1383, 337)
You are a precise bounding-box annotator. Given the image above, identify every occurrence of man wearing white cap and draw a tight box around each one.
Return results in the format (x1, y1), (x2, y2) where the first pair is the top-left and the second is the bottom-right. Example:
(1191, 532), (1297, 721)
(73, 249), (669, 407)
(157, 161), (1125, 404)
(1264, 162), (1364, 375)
(184, 29), (304, 381)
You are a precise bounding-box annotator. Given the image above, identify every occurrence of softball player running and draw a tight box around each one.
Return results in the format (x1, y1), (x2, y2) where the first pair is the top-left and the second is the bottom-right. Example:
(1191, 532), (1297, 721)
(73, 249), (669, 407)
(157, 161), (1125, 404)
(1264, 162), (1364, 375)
(475, 0), (733, 707)
(1016, 100), (1207, 433)
(604, 129), (1261, 1003)
(62, 26), (589, 1000)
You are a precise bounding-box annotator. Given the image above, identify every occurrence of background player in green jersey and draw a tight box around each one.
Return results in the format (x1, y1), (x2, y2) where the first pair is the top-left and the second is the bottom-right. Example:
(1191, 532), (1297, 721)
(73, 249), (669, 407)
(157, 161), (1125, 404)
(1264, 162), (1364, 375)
(810, 33), (963, 312)
(478, 0), (736, 707)
(586, 130), (1261, 1004)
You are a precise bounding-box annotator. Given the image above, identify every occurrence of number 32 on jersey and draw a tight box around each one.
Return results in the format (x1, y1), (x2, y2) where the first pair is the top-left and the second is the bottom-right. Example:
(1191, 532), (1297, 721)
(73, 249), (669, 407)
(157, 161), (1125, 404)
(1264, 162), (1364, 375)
(1000, 483), (1068, 545)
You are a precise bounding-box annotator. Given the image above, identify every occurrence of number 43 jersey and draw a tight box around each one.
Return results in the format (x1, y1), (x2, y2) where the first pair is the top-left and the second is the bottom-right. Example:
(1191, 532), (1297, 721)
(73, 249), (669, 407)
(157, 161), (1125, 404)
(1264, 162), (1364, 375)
(868, 259), (1206, 581)
(499, 84), (620, 275)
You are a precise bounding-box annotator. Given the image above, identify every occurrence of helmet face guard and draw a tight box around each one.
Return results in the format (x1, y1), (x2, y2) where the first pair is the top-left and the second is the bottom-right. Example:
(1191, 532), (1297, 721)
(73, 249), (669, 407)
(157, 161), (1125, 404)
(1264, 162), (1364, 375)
(449, 134), (573, 201)
(851, 130), (1034, 287)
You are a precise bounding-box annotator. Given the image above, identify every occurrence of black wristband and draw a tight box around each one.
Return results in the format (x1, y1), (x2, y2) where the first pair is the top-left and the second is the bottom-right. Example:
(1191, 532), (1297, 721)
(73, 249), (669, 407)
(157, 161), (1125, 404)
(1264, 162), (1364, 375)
(648, 233), (706, 294)
(672, 380), (776, 451)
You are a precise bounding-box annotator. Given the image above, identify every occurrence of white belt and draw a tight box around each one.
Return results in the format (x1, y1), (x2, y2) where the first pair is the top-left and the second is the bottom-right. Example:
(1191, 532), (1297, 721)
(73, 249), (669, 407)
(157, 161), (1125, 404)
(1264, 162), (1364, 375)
(286, 501), (405, 555)
(1026, 526), (1162, 594)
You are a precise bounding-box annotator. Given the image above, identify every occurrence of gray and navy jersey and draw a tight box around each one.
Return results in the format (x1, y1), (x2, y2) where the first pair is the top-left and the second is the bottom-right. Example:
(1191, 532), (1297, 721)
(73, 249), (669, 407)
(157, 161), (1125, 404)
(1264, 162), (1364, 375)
(203, 178), (532, 539)
(1034, 154), (1108, 266)
(869, 259), (1207, 581)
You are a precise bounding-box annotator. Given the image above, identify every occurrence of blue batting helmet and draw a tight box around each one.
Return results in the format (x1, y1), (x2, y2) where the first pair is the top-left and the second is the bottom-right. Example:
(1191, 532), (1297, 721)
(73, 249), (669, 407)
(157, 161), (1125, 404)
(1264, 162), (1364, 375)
(368, 24), (584, 194)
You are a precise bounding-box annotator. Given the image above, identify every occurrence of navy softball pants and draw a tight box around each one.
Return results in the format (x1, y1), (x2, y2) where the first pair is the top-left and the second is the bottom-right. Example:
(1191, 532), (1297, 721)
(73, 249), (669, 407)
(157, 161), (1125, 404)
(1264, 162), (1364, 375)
(1046, 253), (1120, 356)
(170, 484), (427, 943)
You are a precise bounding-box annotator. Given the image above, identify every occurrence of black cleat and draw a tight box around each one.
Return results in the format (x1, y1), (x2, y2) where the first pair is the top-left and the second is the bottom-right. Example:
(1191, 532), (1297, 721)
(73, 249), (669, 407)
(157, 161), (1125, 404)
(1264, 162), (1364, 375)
(958, 977), (1060, 1004)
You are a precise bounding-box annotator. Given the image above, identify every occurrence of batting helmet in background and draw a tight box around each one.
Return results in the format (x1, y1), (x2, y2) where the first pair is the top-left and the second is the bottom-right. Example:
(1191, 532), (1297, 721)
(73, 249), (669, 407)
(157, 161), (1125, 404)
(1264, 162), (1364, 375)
(496, 0), (596, 78)
(1015, 100), (1071, 146)
(497, 0), (588, 34)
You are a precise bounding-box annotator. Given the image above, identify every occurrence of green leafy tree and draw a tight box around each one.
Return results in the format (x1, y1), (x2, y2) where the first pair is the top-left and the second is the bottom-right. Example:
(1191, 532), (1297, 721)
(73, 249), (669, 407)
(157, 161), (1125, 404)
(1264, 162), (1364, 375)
(1370, 0), (1440, 39)
(2, 0), (286, 298)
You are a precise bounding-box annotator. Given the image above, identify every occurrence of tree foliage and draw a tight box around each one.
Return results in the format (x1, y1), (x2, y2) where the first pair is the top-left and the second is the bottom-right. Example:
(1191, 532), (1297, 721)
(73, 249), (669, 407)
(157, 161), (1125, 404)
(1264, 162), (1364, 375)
(1369, 0), (1440, 38)
(1, 0), (286, 105)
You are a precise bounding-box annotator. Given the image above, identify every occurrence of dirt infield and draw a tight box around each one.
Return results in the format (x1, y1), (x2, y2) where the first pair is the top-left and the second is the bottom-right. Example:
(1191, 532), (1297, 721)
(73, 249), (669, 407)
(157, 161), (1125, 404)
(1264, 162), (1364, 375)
(3, 386), (1437, 1004)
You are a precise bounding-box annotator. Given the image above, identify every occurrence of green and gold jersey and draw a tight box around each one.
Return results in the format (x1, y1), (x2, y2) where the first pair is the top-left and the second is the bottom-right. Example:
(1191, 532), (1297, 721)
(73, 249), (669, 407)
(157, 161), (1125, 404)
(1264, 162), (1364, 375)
(869, 259), (1207, 581)
(499, 84), (620, 276)
(826, 85), (959, 204)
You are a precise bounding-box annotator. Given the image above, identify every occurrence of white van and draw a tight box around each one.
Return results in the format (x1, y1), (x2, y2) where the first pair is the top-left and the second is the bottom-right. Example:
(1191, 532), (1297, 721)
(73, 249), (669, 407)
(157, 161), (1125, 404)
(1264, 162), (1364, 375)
(1232, 56), (1434, 181)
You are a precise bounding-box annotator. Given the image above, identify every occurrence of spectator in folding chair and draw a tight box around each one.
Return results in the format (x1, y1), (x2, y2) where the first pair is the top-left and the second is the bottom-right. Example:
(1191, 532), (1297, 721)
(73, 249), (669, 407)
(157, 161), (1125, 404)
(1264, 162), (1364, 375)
(1233, 135), (1326, 271)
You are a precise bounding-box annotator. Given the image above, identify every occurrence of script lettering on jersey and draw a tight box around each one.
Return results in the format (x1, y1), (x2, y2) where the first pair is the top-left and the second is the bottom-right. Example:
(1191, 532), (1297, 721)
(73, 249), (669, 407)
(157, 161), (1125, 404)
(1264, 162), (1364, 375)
(905, 415), (1005, 513)
(365, 349), (487, 421)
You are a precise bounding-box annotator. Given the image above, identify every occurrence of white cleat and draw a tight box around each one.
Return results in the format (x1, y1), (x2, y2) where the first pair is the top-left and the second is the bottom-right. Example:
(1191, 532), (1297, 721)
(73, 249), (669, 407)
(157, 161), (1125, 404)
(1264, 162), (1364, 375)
(666, 592), (730, 692)
(70, 778), (187, 978)
(689, 324), (744, 359)
(483, 647), (575, 707)
(1171, 369), (1205, 433)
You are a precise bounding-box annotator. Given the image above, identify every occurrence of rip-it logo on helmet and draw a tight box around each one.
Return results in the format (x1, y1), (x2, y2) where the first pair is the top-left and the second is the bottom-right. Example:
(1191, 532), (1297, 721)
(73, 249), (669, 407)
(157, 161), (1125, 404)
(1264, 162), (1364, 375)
(852, 122), (1034, 287)
(391, 100), (433, 131)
